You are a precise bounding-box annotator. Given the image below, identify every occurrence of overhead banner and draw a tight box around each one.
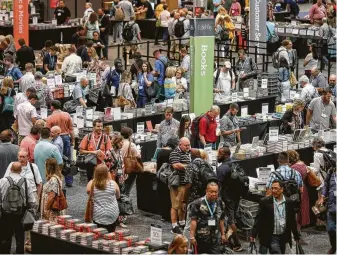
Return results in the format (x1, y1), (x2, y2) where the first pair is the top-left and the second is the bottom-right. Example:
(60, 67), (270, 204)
(190, 19), (214, 116)
(249, 0), (267, 55)
(14, 0), (29, 49)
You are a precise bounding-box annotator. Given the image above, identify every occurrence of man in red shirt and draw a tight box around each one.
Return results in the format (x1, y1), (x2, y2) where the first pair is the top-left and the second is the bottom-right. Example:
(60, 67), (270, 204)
(20, 126), (41, 163)
(198, 105), (220, 149)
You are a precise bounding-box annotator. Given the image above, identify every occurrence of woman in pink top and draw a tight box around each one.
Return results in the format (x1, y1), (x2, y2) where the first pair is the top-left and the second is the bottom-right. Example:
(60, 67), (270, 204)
(229, 0), (241, 17)
(309, 0), (327, 24)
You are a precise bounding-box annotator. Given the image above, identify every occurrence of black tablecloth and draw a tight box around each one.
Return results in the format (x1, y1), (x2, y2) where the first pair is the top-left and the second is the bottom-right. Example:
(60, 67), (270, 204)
(274, 11), (291, 22)
(217, 96), (277, 117)
(31, 231), (108, 254)
(0, 26), (77, 50)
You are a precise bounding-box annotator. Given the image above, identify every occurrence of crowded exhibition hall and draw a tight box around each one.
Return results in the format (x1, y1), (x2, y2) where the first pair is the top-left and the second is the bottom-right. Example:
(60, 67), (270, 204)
(0, 0), (336, 253)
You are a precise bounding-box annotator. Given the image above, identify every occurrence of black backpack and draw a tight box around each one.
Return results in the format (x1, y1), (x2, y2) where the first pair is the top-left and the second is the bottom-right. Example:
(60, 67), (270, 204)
(174, 19), (186, 38)
(122, 23), (135, 41)
(272, 170), (301, 213)
(228, 163), (249, 197)
(196, 159), (218, 191)
(318, 149), (336, 173)
(190, 114), (209, 141)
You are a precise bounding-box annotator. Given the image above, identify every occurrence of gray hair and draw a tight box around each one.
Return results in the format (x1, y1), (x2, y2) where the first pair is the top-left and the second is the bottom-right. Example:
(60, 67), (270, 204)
(312, 137), (325, 149)
(210, 105), (220, 113)
(80, 77), (89, 83)
(298, 75), (309, 85)
(86, 2), (92, 7)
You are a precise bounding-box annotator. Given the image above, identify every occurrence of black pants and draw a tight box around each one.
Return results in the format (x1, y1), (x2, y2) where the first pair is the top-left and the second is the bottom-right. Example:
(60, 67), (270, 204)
(0, 213), (25, 254)
(86, 165), (95, 182)
(196, 239), (220, 254)
(260, 234), (286, 254)
(124, 173), (137, 196)
(93, 220), (117, 233)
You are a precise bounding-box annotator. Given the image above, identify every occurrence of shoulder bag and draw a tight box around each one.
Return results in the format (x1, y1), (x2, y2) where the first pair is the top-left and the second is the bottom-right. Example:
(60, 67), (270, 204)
(22, 179), (38, 231)
(76, 133), (104, 169)
(84, 182), (94, 222)
(306, 166), (321, 187)
(50, 176), (68, 211)
(266, 25), (279, 44)
(124, 141), (143, 174)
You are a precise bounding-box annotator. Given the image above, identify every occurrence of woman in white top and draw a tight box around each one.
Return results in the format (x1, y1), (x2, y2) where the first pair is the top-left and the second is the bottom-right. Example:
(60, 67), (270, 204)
(84, 12), (100, 40)
(303, 43), (318, 79)
(118, 71), (136, 107)
(86, 164), (120, 232)
(159, 5), (171, 42)
(213, 61), (236, 96)
(172, 67), (188, 93)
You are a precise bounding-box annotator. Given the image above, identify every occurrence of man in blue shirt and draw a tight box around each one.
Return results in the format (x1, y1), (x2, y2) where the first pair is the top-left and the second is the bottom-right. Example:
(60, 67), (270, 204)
(266, 17), (276, 42)
(153, 50), (168, 87)
(51, 126), (64, 156)
(4, 54), (23, 85)
(34, 127), (63, 183)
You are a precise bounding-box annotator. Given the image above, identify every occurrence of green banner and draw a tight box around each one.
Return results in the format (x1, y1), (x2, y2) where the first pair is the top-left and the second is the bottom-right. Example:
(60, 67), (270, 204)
(190, 35), (215, 116)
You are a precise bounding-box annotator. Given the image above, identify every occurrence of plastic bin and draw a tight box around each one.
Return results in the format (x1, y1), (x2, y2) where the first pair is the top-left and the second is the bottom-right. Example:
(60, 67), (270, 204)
(239, 199), (259, 212)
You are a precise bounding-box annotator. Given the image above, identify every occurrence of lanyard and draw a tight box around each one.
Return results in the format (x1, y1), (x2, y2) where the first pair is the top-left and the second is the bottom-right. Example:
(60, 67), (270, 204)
(204, 196), (215, 217)
(112, 149), (122, 169)
(239, 57), (249, 70)
(274, 199), (285, 218)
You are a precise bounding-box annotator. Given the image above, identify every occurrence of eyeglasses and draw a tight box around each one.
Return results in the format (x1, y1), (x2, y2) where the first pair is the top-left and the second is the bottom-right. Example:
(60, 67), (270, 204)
(176, 72), (182, 74)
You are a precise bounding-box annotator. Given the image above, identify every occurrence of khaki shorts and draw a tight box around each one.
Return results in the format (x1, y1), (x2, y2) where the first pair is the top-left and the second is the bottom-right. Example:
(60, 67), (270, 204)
(170, 185), (185, 210)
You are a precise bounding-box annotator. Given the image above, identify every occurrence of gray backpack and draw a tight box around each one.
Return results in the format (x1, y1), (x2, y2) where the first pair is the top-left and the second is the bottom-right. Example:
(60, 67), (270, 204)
(2, 177), (25, 214)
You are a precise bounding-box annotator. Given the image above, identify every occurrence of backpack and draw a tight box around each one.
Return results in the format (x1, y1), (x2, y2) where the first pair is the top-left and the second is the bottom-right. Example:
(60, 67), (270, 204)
(197, 159), (218, 191)
(228, 163), (249, 197)
(2, 88), (14, 113)
(191, 114), (209, 141)
(214, 68), (233, 87)
(272, 48), (287, 69)
(2, 177), (26, 214)
(122, 23), (135, 41)
(156, 162), (173, 184)
(318, 149), (336, 173)
(272, 169), (301, 213)
(217, 25), (230, 42)
(114, 6), (125, 21)
(174, 19), (186, 38)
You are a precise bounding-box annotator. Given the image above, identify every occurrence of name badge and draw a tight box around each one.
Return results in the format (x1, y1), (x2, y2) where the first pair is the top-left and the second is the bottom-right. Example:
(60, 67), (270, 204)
(322, 113), (327, 118)
(139, 86), (143, 90)
(58, 12), (61, 16)
(208, 219), (216, 226)
(118, 168), (123, 175)
(279, 218), (286, 226)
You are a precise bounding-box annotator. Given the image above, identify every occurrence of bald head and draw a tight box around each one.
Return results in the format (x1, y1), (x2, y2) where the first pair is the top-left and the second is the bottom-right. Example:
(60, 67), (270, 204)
(329, 74), (336, 86)
(311, 66), (319, 77)
(11, 162), (22, 174)
(179, 137), (191, 152)
(50, 126), (61, 138)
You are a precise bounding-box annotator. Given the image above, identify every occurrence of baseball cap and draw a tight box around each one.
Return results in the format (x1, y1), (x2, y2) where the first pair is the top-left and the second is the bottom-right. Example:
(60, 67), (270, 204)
(224, 61), (231, 68)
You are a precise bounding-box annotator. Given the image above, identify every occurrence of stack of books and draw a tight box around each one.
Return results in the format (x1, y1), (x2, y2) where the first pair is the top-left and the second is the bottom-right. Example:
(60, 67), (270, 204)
(112, 241), (128, 254)
(60, 229), (76, 241)
(80, 233), (95, 246)
(32, 220), (48, 233)
(69, 232), (82, 243)
(49, 224), (64, 238)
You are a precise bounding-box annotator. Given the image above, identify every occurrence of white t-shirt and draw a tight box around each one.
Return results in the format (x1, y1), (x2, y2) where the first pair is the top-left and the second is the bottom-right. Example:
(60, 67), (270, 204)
(214, 69), (234, 96)
(5, 162), (42, 192)
(15, 101), (38, 136)
(304, 53), (318, 71)
(159, 10), (170, 27)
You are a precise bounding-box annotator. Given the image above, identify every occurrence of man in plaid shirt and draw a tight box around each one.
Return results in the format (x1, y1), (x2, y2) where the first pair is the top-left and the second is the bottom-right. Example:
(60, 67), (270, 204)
(266, 152), (303, 193)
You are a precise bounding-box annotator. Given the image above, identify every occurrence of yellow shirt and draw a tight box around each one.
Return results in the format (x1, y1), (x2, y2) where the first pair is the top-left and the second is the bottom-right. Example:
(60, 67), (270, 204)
(155, 4), (164, 19)
(245, 0), (249, 8)
(225, 21), (235, 39)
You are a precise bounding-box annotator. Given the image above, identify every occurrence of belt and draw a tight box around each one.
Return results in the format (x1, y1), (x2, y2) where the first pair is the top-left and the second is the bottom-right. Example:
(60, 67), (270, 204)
(60, 134), (70, 136)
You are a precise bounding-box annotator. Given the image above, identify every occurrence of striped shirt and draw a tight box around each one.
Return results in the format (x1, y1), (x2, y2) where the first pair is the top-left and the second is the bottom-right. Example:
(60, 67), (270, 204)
(266, 165), (303, 189)
(93, 181), (119, 225)
(273, 195), (286, 235)
(169, 147), (191, 185)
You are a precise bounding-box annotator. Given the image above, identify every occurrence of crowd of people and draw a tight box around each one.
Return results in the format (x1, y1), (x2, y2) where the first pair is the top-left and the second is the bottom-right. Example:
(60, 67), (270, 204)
(0, 0), (335, 254)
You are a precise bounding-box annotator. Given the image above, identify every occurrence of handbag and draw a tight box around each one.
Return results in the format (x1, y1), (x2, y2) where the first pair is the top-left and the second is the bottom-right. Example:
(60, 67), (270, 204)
(296, 242), (305, 254)
(51, 176), (68, 211)
(306, 167), (321, 187)
(155, 18), (161, 27)
(62, 155), (78, 176)
(290, 71), (297, 87)
(118, 194), (134, 215)
(22, 179), (38, 231)
(84, 183), (94, 222)
(76, 133), (104, 169)
(124, 142), (143, 174)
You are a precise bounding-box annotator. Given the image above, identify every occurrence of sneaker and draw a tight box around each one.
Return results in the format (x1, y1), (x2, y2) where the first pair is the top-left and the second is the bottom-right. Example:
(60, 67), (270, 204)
(120, 223), (128, 228)
(233, 245), (243, 252)
(171, 226), (182, 234)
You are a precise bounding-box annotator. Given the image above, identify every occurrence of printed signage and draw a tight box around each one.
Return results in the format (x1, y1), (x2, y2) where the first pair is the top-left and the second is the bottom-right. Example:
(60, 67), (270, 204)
(14, 0), (29, 49)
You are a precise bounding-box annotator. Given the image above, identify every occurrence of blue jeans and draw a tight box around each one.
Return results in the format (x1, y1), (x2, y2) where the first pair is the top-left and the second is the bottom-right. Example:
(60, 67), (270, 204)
(260, 234), (286, 254)
(61, 135), (73, 185)
(137, 95), (148, 108)
(327, 212), (336, 253)
(162, 27), (169, 42)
